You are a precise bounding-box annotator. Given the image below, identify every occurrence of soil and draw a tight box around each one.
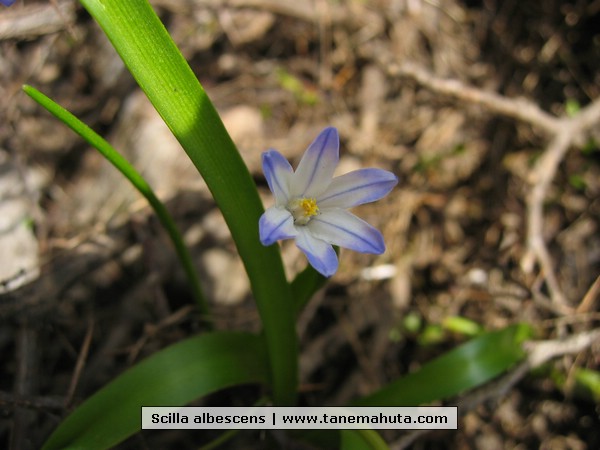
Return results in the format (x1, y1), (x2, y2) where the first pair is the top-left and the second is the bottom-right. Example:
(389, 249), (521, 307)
(1, 0), (599, 449)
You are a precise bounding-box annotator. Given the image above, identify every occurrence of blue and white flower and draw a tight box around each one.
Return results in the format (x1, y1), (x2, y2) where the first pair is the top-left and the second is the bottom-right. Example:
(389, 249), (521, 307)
(259, 127), (398, 277)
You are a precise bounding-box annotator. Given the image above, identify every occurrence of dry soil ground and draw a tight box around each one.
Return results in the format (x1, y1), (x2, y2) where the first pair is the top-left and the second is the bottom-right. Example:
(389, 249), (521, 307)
(1, 0), (600, 449)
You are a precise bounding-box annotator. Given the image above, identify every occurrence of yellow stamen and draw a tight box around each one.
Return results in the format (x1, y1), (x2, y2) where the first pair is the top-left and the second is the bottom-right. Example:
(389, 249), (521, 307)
(300, 198), (319, 217)
(288, 198), (319, 225)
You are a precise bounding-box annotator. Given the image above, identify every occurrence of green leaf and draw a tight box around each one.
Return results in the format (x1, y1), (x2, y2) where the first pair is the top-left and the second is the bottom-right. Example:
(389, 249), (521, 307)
(290, 428), (388, 449)
(565, 98), (581, 117)
(568, 174), (587, 191)
(43, 332), (269, 450)
(574, 368), (600, 402)
(78, 0), (296, 405)
(417, 324), (445, 346)
(276, 67), (320, 105)
(401, 312), (422, 334)
(353, 324), (532, 406)
(581, 137), (599, 155)
(442, 316), (483, 337)
(341, 429), (390, 450)
(290, 430), (339, 449)
(22, 84), (209, 319)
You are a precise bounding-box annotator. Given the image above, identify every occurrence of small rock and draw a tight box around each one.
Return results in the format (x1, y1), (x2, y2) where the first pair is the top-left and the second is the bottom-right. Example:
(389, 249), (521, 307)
(221, 105), (265, 148)
(201, 248), (249, 306)
(0, 151), (39, 293)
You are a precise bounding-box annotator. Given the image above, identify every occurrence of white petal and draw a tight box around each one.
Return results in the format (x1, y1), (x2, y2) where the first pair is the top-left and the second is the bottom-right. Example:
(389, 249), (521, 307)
(259, 207), (297, 245)
(294, 227), (338, 277)
(318, 168), (398, 208)
(291, 127), (339, 198)
(262, 150), (293, 205)
(308, 208), (385, 254)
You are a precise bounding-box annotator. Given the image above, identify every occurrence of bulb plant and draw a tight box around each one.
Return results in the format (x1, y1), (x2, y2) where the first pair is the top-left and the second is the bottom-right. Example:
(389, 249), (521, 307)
(17, 0), (533, 448)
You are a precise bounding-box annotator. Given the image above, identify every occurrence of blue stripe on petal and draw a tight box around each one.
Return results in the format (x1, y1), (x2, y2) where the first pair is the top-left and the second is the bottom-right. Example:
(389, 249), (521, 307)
(262, 150), (293, 205)
(259, 207), (297, 245)
(309, 208), (385, 254)
(295, 227), (338, 277)
(291, 127), (339, 198)
(318, 168), (398, 208)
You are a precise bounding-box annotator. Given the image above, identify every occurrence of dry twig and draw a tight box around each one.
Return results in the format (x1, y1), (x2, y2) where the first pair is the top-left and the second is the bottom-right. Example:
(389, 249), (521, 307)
(385, 62), (559, 133)
(377, 59), (600, 311)
(521, 98), (600, 309)
(65, 318), (95, 407)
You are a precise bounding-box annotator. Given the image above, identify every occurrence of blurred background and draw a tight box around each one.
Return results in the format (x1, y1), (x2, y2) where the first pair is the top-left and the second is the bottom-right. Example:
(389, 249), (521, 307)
(1, 0), (599, 448)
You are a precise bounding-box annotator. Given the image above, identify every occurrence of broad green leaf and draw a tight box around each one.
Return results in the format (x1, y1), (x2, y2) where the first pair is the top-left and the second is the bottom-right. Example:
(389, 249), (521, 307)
(43, 332), (268, 450)
(22, 85), (209, 318)
(354, 324), (532, 406)
(78, 0), (296, 405)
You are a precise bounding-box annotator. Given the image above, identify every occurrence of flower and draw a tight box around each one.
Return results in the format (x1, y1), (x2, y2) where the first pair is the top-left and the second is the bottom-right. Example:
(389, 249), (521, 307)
(259, 127), (398, 277)
(1, 0), (16, 6)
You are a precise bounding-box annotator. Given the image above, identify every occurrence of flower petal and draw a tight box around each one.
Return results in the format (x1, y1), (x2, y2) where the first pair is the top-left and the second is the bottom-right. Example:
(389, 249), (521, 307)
(262, 150), (293, 205)
(295, 227), (338, 277)
(259, 207), (297, 246)
(291, 127), (339, 198)
(318, 168), (398, 208)
(309, 208), (385, 254)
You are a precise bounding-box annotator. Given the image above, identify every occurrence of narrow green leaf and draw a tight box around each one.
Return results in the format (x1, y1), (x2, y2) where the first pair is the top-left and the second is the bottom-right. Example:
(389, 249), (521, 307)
(442, 316), (483, 337)
(353, 324), (532, 406)
(574, 368), (600, 402)
(78, 0), (296, 405)
(290, 430), (339, 449)
(43, 332), (269, 450)
(198, 429), (240, 450)
(418, 324), (445, 346)
(22, 84), (209, 319)
(341, 429), (390, 450)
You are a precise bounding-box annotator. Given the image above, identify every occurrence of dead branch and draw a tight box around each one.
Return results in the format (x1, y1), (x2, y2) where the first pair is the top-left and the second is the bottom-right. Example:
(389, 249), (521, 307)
(386, 62), (559, 134)
(524, 328), (600, 368)
(376, 57), (600, 311)
(522, 97), (600, 308)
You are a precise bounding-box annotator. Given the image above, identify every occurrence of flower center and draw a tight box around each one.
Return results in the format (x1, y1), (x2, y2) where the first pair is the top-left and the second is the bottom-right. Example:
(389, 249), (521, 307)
(288, 198), (319, 225)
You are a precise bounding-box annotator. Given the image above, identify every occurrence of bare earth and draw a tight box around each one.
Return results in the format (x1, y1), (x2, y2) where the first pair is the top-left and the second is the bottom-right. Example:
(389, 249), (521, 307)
(1, 1), (599, 449)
